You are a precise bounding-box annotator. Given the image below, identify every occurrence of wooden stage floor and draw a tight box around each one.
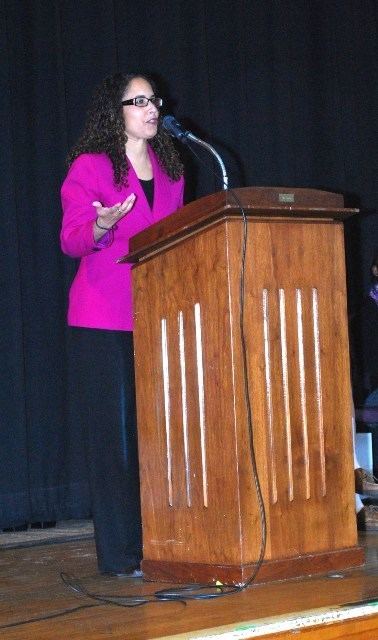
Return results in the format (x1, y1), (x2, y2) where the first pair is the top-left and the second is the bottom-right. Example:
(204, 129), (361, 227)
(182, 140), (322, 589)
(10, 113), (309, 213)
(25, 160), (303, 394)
(1, 533), (378, 639)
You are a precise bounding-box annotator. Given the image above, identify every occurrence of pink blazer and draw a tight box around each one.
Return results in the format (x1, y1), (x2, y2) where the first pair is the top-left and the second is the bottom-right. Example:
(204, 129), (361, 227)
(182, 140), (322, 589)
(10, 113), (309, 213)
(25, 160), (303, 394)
(61, 148), (184, 330)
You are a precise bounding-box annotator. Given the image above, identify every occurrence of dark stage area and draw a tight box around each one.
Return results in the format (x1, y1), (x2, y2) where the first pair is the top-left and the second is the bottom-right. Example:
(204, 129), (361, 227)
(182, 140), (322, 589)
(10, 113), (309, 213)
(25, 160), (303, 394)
(1, 2), (378, 637)
(0, 0), (378, 527)
(1, 0), (377, 531)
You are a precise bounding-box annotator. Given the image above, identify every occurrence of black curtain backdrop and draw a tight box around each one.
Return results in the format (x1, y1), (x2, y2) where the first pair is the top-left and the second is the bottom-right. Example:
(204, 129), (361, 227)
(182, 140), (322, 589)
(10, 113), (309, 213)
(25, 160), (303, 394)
(1, 0), (377, 526)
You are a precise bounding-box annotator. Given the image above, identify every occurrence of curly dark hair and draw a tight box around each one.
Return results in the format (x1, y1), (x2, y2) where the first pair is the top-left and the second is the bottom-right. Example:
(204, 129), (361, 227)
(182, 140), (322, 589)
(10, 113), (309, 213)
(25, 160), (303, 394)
(67, 72), (183, 187)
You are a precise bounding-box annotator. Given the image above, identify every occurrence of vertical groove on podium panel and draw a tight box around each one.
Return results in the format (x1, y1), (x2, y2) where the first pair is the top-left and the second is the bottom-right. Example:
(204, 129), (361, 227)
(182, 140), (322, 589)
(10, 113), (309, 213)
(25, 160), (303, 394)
(279, 288), (294, 501)
(178, 310), (191, 507)
(161, 318), (173, 506)
(296, 288), (310, 499)
(194, 302), (208, 508)
(262, 289), (278, 504)
(312, 288), (326, 496)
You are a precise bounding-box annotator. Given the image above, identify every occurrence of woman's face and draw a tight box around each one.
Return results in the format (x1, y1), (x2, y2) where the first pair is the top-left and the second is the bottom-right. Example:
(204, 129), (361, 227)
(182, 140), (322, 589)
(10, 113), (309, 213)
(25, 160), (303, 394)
(122, 77), (159, 142)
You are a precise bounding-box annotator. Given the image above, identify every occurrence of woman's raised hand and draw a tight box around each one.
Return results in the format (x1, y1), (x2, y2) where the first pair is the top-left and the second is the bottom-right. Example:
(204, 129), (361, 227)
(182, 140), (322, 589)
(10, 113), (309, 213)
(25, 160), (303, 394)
(92, 193), (136, 232)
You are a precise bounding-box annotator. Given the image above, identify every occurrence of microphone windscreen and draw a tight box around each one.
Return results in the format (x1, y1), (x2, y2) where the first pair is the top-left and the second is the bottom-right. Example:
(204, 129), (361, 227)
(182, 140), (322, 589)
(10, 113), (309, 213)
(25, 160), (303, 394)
(162, 115), (189, 140)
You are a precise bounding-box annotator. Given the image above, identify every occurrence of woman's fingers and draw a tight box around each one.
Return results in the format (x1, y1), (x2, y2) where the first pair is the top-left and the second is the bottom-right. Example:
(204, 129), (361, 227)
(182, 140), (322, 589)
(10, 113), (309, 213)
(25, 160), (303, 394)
(92, 194), (136, 229)
(117, 193), (136, 215)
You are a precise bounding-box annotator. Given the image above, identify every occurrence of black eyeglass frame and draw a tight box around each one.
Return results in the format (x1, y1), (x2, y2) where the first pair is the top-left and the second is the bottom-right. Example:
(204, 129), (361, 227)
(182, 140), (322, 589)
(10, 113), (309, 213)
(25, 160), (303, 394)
(121, 96), (163, 108)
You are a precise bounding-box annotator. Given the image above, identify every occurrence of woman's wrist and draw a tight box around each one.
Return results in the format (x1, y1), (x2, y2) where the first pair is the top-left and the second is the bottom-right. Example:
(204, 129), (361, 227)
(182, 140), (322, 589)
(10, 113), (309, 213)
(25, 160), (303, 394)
(95, 217), (113, 231)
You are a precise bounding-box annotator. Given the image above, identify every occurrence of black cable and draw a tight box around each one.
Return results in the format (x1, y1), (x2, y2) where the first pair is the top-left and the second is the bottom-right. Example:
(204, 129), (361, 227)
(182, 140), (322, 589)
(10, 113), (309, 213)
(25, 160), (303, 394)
(0, 603), (100, 630)
(60, 572), (153, 607)
(154, 583), (242, 601)
(228, 185), (267, 588)
(60, 572), (187, 607)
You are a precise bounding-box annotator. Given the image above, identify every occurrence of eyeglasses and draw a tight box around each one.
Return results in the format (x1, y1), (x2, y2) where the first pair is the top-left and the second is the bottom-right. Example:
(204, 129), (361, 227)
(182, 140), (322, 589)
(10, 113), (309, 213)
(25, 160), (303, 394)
(121, 96), (163, 108)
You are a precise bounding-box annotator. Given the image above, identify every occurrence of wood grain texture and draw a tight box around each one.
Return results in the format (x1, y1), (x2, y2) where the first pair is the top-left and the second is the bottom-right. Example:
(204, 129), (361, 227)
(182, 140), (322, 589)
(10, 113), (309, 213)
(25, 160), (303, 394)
(130, 189), (361, 584)
(121, 187), (357, 264)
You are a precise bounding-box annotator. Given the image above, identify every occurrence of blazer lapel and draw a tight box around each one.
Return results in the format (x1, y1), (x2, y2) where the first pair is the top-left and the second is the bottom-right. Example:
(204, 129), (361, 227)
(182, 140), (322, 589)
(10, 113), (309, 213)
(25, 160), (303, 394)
(126, 146), (170, 224)
(126, 155), (154, 224)
(148, 145), (172, 222)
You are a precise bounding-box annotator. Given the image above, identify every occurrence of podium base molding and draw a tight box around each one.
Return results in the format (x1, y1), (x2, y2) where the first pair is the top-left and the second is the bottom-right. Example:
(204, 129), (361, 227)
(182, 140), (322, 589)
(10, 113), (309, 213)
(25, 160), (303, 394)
(141, 546), (365, 585)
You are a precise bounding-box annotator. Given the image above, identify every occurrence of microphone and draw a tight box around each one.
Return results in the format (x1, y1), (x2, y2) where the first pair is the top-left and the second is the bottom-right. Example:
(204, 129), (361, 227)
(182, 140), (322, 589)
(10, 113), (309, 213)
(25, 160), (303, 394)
(162, 115), (228, 189)
(162, 115), (191, 142)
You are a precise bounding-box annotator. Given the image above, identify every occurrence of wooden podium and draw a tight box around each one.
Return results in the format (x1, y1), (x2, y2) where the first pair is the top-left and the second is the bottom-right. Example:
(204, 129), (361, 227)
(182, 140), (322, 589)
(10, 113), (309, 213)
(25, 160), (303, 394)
(122, 187), (364, 585)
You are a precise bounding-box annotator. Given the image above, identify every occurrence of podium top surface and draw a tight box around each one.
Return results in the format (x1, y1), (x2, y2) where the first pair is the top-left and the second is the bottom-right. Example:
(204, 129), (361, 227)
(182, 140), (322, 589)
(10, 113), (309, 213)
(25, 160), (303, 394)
(120, 187), (358, 264)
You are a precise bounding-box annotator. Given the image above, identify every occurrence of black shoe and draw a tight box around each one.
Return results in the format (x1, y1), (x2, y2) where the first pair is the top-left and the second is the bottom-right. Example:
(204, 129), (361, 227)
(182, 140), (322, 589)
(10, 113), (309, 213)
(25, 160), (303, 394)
(102, 566), (143, 578)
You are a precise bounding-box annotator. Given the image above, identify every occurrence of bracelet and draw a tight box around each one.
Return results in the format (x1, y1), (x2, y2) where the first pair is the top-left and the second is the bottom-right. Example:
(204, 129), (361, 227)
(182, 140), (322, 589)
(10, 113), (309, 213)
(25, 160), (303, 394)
(95, 218), (112, 231)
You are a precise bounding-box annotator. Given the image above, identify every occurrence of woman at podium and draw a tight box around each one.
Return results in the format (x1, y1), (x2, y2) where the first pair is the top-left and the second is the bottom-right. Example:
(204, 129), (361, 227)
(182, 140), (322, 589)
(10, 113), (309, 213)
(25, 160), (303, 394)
(60, 72), (184, 575)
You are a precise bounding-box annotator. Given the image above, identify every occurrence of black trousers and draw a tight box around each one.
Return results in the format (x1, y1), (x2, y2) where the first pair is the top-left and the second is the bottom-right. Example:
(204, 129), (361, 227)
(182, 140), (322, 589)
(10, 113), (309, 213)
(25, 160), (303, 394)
(68, 327), (142, 573)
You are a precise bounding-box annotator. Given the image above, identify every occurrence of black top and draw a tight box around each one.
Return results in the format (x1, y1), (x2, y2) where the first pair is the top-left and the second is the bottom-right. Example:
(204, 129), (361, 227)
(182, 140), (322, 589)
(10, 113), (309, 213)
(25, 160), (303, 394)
(139, 178), (154, 209)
